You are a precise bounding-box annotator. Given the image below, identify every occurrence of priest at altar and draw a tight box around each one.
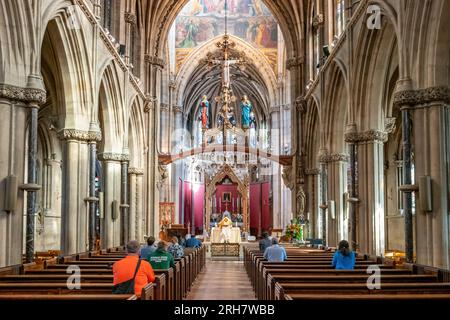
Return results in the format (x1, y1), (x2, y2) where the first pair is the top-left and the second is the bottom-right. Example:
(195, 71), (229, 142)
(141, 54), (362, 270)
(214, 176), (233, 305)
(211, 212), (241, 243)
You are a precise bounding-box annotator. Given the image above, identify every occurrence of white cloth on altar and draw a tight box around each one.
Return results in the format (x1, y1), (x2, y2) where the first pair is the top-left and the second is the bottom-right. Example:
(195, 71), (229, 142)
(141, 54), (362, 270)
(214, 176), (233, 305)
(211, 226), (241, 243)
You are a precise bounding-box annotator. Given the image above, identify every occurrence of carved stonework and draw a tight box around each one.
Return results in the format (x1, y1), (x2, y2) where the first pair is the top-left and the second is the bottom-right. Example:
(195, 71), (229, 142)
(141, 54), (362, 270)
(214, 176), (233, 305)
(58, 129), (102, 142)
(98, 153), (130, 162)
(295, 97), (307, 114)
(305, 168), (320, 175)
(312, 14), (324, 28)
(144, 97), (158, 113)
(160, 103), (170, 112)
(282, 166), (294, 190)
(157, 165), (168, 189)
(124, 12), (137, 25)
(128, 167), (144, 175)
(345, 130), (388, 143)
(296, 186), (306, 217)
(173, 105), (183, 114)
(286, 56), (304, 70)
(393, 86), (450, 108)
(144, 54), (165, 69)
(318, 152), (349, 163)
(385, 117), (396, 134)
(269, 106), (280, 114)
(0, 84), (47, 104)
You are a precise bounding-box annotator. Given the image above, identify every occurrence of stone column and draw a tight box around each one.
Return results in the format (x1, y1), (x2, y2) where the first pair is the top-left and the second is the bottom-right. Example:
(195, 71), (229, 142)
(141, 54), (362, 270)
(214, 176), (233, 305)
(318, 150), (328, 246)
(144, 55), (164, 239)
(394, 86), (450, 268)
(59, 130), (91, 254)
(0, 85), (45, 266)
(270, 107), (282, 229)
(345, 124), (358, 251)
(347, 130), (387, 256)
(325, 154), (349, 247)
(24, 102), (39, 263)
(172, 106), (183, 222)
(86, 130), (101, 252)
(98, 153), (127, 249)
(120, 159), (130, 244)
(128, 167), (144, 241)
(305, 168), (320, 238)
(124, 11), (136, 66)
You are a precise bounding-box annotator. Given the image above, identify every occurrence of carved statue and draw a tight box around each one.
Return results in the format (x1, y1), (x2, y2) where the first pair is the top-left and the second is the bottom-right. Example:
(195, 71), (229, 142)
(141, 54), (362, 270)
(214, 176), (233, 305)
(240, 95), (253, 129)
(282, 166), (294, 190)
(296, 186), (306, 217)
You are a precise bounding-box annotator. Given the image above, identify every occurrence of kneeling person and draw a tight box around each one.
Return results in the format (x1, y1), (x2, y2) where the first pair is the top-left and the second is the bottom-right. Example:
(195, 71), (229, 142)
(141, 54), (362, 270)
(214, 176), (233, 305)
(146, 241), (175, 269)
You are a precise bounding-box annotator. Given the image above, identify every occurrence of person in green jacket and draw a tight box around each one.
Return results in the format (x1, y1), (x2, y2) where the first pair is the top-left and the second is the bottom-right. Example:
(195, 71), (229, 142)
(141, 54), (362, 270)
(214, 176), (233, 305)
(146, 241), (175, 269)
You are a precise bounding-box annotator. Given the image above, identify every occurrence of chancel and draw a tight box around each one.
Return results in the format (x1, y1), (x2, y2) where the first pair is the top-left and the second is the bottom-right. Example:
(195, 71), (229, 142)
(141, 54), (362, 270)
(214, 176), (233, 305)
(1, 0), (450, 304)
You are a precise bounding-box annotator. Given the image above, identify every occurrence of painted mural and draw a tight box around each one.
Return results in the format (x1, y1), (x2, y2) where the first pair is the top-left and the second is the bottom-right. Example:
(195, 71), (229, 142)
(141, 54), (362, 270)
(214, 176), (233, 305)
(175, 0), (278, 72)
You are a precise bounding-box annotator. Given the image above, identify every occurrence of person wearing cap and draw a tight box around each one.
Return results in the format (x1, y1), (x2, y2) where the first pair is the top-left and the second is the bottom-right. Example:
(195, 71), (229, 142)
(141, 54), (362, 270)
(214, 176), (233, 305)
(112, 240), (155, 297)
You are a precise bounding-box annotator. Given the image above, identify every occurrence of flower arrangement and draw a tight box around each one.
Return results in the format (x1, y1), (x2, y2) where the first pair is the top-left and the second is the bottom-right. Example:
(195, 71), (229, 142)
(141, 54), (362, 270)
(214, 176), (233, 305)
(285, 217), (304, 242)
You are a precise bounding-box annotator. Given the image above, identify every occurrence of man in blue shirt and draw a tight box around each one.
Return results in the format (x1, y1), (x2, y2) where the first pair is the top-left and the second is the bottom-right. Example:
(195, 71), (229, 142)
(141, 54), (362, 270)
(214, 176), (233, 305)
(263, 238), (287, 262)
(185, 234), (202, 248)
(140, 236), (157, 258)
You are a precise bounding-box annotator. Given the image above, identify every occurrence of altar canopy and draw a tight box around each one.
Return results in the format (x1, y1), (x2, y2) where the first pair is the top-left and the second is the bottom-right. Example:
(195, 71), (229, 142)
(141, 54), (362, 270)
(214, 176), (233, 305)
(211, 227), (241, 243)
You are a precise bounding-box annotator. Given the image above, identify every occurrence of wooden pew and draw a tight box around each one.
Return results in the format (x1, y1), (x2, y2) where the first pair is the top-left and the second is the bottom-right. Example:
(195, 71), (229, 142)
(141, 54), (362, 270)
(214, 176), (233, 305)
(274, 282), (450, 300)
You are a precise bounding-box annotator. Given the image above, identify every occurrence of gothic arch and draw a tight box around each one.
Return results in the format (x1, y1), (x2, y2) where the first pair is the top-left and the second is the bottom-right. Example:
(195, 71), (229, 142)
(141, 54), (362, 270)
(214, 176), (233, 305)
(204, 164), (250, 233)
(174, 34), (279, 115)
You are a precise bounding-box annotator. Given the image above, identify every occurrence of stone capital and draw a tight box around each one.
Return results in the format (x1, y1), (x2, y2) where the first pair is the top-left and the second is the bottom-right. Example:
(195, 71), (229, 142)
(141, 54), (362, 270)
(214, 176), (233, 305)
(58, 129), (102, 142)
(144, 54), (165, 69)
(295, 96), (307, 114)
(305, 168), (320, 175)
(124, 12), (137, 25)
(312, 14), (324, 28)
(286, 56), (304, 70)
(160, 103), (170, 112)
(0, 84), (47, 104)
(269, 106), (280, 114)
(318, 153), (349, 163)
(345, 130), (388, 143)
(128, 167), (144, 175)
(173, 105), (183, 114)
(98, 153), (130, 162)
(393, 86), (450, 108)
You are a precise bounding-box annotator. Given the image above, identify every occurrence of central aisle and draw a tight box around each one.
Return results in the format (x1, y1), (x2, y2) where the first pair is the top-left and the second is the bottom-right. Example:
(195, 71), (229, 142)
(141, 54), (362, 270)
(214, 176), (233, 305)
(186, 259), (256, 300)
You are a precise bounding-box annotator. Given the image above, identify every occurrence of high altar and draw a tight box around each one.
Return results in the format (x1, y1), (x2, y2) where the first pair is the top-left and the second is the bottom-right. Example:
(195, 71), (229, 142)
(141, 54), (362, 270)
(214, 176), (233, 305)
(205, 164), (249, 244)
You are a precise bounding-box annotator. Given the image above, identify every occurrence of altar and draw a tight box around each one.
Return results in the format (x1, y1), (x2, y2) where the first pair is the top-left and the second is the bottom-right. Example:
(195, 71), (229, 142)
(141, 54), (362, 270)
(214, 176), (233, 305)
(210, 226), (241, 243)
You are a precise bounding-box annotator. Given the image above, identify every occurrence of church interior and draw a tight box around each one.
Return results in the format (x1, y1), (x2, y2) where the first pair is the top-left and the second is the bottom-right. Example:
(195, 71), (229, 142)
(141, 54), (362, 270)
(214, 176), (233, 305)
(0, 0), (450, 303)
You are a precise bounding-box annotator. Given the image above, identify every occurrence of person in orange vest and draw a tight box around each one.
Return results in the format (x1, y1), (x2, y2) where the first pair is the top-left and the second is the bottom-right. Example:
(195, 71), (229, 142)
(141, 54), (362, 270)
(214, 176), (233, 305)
(112, 240), (155, 297)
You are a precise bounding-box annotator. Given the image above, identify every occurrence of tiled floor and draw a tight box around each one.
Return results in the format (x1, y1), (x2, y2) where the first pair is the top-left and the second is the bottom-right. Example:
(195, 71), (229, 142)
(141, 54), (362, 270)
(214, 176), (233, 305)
(186, 259), (256, 300)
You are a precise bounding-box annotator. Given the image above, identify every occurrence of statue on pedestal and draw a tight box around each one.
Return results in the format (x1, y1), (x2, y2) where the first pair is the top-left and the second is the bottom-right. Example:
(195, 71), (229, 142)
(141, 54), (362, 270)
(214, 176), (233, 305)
(240, 95), (253, 129)
(198, 95), (210, 129)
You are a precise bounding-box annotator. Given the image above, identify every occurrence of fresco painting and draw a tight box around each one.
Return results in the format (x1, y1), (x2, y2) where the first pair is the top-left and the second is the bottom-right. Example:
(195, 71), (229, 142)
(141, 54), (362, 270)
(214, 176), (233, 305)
(175, 0), (278, 72)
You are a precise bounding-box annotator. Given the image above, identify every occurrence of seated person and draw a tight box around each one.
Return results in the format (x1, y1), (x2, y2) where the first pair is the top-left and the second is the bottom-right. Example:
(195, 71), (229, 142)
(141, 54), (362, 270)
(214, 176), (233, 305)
(259, 231), (272, 252)
(140, 236), (156, 258)
(332, 240), (355, 270)
(167, 236), (184, 258)
(185, 234), (202, 248)
(263, 238), (287, 262)
(146, 241), (175, 269)
(113, 240), (155, 297)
